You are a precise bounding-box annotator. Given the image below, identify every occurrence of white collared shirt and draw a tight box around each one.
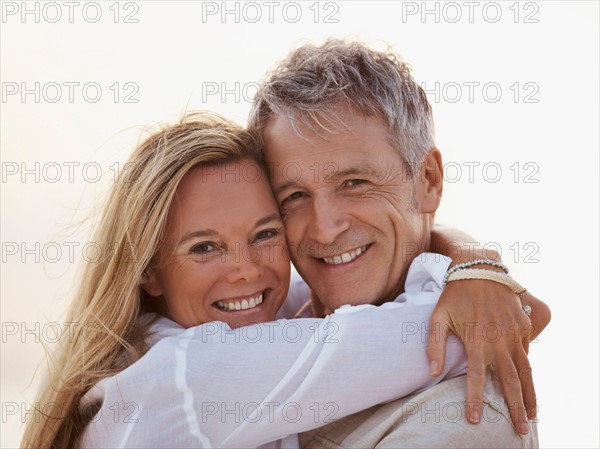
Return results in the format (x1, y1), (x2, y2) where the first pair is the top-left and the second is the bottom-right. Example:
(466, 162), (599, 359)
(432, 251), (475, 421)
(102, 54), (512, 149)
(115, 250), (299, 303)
(80, 253), (467, 448)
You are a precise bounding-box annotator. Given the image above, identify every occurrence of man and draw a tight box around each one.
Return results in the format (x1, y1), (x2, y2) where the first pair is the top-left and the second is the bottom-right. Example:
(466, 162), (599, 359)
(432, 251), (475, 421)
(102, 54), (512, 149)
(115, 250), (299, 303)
(249, 39), (550, 447)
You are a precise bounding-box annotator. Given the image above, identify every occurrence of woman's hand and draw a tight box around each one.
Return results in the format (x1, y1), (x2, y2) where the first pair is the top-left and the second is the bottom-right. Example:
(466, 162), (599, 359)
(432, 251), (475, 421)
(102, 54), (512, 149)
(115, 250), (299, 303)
(427, 281), (550, 435)
(429, 224), (551, 435)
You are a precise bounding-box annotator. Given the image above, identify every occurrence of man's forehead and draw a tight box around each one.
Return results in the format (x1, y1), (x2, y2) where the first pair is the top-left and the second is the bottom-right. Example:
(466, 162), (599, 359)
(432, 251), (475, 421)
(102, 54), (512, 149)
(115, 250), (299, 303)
(264, 115), (408, 189)
(263, 113), (341, 148)
(266, 146), (407, 194)
(267, 118), (390, 160)
(264, 112), (404, 166)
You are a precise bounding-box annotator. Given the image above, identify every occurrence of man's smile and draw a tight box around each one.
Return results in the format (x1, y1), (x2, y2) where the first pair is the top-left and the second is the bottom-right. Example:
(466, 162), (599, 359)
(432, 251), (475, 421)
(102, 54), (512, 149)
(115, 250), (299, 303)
(320, 244), (372, 265)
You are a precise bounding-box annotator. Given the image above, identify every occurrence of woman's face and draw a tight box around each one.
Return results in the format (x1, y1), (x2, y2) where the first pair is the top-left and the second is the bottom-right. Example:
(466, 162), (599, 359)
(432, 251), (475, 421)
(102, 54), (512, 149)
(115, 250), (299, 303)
(143, 158), (290, 329)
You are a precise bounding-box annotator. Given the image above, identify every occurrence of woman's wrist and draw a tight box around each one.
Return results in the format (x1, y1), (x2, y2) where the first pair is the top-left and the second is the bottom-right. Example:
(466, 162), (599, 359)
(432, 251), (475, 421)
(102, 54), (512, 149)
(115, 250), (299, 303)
(430, 224), (503, 266)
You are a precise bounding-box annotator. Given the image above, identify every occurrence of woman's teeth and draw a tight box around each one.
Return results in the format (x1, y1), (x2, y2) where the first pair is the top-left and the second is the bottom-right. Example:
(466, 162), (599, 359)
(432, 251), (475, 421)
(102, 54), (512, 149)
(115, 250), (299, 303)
(216, 293), (263, 311)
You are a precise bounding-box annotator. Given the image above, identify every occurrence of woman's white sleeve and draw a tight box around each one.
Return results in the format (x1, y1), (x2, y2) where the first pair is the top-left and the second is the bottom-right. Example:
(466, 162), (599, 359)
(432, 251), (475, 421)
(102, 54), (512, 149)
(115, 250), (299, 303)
(80, 302), (467, 448)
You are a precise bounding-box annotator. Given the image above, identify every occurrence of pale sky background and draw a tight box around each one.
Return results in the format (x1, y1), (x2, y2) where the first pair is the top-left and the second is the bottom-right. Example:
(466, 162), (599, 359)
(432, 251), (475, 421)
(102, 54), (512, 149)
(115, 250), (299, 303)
(1, 1), (599, 447)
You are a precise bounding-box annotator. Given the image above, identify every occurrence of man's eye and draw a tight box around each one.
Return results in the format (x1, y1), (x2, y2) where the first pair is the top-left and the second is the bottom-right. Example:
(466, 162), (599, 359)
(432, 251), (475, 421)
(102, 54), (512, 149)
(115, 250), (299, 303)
(255, 228), (279, 241)
(190, 242), (217, 254)
(344, 179), (368, 187)
(282, 191), (305, 204)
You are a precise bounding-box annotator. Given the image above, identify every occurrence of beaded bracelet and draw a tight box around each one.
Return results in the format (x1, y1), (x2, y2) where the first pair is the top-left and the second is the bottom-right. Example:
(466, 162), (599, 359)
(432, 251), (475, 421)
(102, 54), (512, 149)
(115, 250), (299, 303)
(443, 258), (508, 285)
(446, 268), (527, 296)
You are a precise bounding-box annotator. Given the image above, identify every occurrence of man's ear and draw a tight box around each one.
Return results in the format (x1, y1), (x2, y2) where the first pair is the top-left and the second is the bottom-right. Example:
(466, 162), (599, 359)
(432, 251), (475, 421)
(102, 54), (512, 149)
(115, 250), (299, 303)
(419, 148), (443, 213)
(141, 269), (163, 297)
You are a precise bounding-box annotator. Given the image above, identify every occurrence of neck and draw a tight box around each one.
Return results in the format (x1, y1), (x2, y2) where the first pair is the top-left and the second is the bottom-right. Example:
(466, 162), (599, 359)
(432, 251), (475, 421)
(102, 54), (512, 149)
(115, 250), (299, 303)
(379, 228), (433, 305)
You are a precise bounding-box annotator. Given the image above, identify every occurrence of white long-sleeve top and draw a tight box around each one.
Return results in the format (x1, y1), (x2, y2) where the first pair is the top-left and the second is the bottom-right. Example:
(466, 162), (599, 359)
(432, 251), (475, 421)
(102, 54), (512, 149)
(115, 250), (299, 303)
(80, 253), (467, 448)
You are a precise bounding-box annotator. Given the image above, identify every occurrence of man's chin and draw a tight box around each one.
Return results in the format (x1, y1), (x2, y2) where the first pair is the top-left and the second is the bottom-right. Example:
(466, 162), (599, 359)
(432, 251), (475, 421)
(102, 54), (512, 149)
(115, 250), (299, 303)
(320, 292), (381, 312)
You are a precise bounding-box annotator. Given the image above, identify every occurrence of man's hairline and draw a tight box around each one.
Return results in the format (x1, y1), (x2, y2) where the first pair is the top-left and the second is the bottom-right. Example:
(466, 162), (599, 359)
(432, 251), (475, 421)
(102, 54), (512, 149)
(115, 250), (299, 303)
(257, 110), (423, 181)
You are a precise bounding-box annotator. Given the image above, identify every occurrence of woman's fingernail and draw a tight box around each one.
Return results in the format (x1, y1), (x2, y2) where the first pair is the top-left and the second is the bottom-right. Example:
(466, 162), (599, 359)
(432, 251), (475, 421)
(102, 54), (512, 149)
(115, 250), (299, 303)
(471, 411), (480, 423)
(520, 422), (529, 434)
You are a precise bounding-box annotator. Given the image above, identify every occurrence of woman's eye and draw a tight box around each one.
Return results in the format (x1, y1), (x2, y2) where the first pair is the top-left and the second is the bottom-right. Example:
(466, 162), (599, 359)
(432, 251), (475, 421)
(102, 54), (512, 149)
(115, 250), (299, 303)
(190, 242), (217, 254)
(255, 228), (279, 241)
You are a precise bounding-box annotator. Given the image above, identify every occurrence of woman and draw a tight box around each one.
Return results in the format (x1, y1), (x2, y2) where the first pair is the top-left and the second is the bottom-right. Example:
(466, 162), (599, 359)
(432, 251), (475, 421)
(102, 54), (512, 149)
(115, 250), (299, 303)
(21, 112), (477, 448)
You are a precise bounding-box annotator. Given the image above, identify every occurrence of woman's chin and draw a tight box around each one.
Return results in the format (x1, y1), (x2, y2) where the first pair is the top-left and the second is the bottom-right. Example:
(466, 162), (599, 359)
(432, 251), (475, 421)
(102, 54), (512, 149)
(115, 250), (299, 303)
(223, 311), (277, 329)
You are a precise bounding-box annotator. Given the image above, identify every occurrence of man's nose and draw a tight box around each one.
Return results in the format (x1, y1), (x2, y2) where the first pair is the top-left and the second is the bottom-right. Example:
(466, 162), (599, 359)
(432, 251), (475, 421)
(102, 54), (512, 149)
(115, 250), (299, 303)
(307, 195), (351, 245)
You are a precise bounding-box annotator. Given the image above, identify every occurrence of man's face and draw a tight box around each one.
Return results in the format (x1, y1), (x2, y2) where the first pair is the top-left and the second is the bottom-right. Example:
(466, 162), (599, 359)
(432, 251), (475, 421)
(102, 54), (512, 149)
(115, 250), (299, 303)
(264, 106), (435, 310)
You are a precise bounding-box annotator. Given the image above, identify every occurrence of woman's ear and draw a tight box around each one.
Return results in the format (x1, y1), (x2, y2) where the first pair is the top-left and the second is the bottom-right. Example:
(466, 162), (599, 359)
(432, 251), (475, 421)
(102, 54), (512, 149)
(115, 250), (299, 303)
(419, 148), (443, 214)
(140, 269), (162, 297)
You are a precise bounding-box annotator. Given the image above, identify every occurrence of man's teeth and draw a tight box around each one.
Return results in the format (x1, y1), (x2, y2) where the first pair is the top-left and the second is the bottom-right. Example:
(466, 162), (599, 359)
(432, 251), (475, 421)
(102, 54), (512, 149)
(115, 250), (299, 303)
(322, 245), (368, 265)
(216, 293), (263, 311)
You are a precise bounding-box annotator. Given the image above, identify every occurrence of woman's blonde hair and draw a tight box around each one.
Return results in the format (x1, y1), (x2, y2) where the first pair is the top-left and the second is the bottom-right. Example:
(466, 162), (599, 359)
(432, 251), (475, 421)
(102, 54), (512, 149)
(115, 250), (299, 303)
(22, 112), (264, 448)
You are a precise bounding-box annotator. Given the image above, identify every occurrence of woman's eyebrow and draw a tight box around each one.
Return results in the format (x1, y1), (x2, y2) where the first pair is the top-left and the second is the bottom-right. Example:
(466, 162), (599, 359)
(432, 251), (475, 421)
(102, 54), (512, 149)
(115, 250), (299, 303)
(178, 229), (219, 246)
(177, 213), (281, 247)
(254, 213), (282, 228)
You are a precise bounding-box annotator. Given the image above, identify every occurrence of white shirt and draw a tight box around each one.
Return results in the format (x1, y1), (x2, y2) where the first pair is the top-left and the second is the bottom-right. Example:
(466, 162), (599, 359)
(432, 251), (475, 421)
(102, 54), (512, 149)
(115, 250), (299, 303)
(80, 253), (467, 448)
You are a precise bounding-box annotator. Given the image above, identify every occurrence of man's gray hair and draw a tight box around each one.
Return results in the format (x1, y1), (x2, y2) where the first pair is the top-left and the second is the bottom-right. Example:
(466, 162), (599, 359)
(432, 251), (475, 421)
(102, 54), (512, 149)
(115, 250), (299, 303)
(249, 38), (435, 174)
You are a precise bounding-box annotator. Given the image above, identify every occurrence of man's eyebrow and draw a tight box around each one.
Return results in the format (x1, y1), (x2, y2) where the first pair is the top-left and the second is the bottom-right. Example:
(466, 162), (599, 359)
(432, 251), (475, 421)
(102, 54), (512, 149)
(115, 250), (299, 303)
(324, 165), (380, 181)
(273, 166), (381, 195)
(273, 181), (300, 196)
(178, 213), (282, 246)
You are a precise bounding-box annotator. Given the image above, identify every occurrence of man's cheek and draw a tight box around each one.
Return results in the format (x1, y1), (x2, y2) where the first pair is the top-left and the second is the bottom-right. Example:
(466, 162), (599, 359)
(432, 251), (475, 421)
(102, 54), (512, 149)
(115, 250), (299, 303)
(283, 223), (304, 253)
(283, 239), (304, 265)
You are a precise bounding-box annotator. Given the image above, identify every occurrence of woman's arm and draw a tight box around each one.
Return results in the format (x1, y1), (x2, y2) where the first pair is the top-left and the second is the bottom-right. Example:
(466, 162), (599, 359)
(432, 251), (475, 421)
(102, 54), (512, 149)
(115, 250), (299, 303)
(80, 301), (467, 448)
(429, 224), (551, 432)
